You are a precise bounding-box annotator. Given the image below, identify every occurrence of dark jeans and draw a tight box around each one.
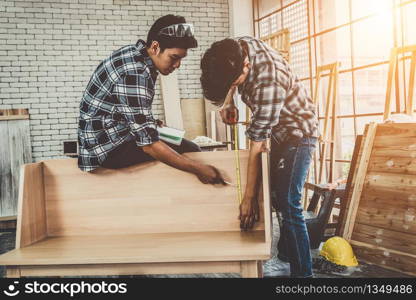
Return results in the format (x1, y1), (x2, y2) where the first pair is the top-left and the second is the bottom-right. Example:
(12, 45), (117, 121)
(270, 136), (317, 278)
(101, 138), (201, 169)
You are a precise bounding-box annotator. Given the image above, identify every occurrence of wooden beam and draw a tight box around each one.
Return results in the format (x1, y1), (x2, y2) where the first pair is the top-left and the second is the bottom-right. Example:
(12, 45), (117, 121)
(0, 109), (29, 121)
(261, 151), (272, 243)
(384, 48), (398, 121)
(406, 51), (416, 116)
(342, 123), (377, 241)
(351, 240), (416, 276)
(336, 135), (363, 236)
(160, 72), (184, 130)
(6, 266), (21, 278)
(16, 163), (47, 249)
(19, 261), (241, 277)
(240, 260), (261, 278)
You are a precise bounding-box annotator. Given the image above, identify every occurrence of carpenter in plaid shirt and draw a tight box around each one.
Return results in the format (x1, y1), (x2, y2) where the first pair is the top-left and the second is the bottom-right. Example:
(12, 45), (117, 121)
(201, 37), (318, 277)
(78, 15), (226, 186)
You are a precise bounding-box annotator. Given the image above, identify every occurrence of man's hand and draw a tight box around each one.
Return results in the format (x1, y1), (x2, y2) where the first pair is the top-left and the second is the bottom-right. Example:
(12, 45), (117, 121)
(156, 119), (164, 127)
(220, 104), (239, 125)
(143, 141), (227, 186)
(239, 196), (260, 231)
(195, 164), (227, 185)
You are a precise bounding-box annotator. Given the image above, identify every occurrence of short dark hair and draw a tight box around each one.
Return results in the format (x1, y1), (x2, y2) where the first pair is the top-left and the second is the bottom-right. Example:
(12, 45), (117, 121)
(146, 14), (198, 51)
(200, 39), (244, 105)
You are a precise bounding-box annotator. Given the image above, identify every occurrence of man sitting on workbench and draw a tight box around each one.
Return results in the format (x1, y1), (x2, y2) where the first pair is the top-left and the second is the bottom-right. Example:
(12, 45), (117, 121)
(200, 37), (318, 277)
(78, 14), (226, 185)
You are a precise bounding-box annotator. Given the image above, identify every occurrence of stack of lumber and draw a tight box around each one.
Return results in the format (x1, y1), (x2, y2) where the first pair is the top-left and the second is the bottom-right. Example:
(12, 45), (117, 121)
(340, 123), (416, 276)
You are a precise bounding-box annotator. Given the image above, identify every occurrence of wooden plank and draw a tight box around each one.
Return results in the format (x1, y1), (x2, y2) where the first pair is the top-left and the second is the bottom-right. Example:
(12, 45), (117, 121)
(42, 151), (270, 236)
(261, 151), (272, 243)
(16, 163), (47, 249)
(373, 136), (416, 148)
(0, 232), (270, 266)
(261, 29), (290, 62)
(375, 123), (416, 137)
(0, 115), (29, 121)
(180, 98), (206, 140)
(160, 72), (184, 130)
(407, 52), (416, 116)
(368, 156), (416, 175)
(313, 62), (340, 184)
(355, 205), (416, 235)
(351, 240), (416, 276)
(342, 123), (377, 240)
(8, 120), (32, 217)
(343, 124), (416, 274)
(0, 121), (13, 217)
(396, 45), (416, 54)
(0, 215), (17, 221)
(363, 172), (416, 195)
(240, 260), (260, 278)
(6, 266), (21, 278)
(205, 100), (227, 142)
(337, 135), (363, 236)
(257, 260), (263, 278)
(351, 223), (416, 255)
(0, 109), (29, 121)
(0, 119), (32, 218)
(359, 184), (416, 210)
(355, 172), (416, 235)
(372, 146), (416, 158)
(383, 48), (397, 121)
(20, 261), (241, 277)
(329, 63), (339, 183)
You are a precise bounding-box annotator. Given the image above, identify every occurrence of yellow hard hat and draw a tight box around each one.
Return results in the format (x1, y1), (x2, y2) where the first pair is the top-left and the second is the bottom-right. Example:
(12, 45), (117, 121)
(320, 236), (358, 267)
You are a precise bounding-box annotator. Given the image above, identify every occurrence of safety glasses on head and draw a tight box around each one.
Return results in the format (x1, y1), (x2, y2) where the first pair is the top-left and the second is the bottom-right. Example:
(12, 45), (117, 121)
(158, 23), (195, 38)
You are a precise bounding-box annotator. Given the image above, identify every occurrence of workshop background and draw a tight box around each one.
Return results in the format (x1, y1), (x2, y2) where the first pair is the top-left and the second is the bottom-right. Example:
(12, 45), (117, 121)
(0, 0), (229, 162)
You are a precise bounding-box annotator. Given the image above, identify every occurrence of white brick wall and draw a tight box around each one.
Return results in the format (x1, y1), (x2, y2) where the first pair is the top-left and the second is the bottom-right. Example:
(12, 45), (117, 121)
(0, 0), (229, 161)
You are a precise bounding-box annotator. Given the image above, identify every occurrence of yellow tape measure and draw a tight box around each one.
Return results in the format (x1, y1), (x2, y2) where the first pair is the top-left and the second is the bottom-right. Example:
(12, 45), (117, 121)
(233, 124), (243, 204)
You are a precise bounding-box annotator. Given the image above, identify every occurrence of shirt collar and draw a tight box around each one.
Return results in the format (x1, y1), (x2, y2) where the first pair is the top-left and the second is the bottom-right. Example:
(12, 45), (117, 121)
(236, 38), (253, 95)
(135, 39), (158, 80)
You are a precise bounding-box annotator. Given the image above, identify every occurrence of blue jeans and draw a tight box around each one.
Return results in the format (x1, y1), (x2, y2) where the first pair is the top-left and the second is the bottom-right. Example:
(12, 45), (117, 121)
(270, 136), (316, 277)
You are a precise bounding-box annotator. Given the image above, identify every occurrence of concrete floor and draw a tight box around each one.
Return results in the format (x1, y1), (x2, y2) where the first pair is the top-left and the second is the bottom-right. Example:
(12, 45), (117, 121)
(0, 214), (411, 278)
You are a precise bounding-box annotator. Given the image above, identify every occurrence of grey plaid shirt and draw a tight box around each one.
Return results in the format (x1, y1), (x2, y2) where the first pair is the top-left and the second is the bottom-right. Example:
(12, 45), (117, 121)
(237, 36), (318, 144)
(78, 40), (159, 172)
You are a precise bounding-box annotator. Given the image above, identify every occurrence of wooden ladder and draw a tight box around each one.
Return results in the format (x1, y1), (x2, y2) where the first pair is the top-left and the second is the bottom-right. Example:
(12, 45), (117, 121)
(383, 45), (416, 120)
(313, 62), (340, 185)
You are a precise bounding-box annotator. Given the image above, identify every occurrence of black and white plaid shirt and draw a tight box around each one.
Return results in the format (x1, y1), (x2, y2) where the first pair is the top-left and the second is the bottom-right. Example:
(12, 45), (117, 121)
(78, 39), (159, 172)
(237, 36), (318, 144)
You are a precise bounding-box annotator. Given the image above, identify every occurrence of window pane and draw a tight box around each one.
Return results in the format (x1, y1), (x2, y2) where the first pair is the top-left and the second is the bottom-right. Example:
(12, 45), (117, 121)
(291, 40), (310, 79)
(315, 0), (350, 33)
(337, 162), (351, 180)
(316, 26), (352, 70)
(316, 75), (330, 118)
(356, 115), (383, 134)
(258, 0), (281, 19)
(300, 78), (313, 99)
(352, 14), (394, 67)
(338, 72), (354, 116)
(354, 64), (389, 114)
(283, 0), (298, 7)
(402, 1), (416, 45)
(259, 13), (282, 37)
(282, 0), (308, 42)
(351, 0), (394, 20)
(339, 118), (355, 161)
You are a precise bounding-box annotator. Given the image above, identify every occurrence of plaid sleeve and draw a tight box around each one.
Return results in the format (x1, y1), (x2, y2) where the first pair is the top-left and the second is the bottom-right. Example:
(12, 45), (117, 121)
(112, 74), (159, 146)
(246, 82), (286, 142)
